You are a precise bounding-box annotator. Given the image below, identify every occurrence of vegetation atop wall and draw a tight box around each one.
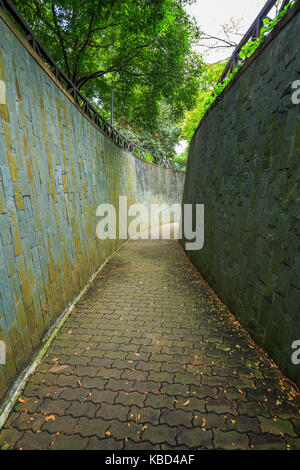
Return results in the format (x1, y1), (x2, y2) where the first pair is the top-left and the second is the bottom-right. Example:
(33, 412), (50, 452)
(13, 0), (204, 167)
(197, 0), (297, 125)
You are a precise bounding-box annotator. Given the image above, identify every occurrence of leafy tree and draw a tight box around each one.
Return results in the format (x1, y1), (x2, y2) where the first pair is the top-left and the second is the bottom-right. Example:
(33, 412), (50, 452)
(180, 61), (225, 142)
(14, 0), (204, 136)
(117, 100), (181, 163)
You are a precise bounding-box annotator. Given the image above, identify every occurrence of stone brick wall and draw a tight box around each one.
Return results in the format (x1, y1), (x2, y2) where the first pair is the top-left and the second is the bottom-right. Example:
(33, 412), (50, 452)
(0, 12), (184, 402)
(182, 8), (300, 386)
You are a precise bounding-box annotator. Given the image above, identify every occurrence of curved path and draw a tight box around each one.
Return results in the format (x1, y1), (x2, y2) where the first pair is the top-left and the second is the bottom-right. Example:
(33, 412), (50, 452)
(0, 239), (299, 450)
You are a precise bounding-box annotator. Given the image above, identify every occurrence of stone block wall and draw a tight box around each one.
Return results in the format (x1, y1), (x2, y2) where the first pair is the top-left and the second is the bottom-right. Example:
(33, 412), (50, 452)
(182, 7), (300, 386)
(0, 11), (184, 402)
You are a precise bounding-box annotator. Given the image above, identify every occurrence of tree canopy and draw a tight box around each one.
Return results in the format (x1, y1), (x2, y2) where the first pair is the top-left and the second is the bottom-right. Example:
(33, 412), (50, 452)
(180, 61), (225, 142)
(14, 0), (203, 150)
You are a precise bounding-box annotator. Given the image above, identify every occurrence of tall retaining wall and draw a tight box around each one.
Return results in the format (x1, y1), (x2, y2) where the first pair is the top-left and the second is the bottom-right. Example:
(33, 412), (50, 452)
(0, 10), (185, 402)
(182, 5), (300, 386)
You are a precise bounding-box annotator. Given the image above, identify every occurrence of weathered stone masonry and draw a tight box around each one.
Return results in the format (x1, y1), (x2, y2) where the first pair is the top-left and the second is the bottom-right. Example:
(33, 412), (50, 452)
(182, 6), (300, 386)
(0, 10), (184, 403)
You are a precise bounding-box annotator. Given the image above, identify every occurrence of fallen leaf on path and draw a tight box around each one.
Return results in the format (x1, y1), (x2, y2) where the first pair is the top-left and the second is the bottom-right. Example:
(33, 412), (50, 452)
(45, 415), (55, 422)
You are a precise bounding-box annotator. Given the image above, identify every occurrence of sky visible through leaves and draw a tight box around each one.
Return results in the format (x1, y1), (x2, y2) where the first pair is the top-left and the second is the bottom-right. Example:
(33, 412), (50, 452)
(175, 0), (277, 154)
(185, 0), (274, 63)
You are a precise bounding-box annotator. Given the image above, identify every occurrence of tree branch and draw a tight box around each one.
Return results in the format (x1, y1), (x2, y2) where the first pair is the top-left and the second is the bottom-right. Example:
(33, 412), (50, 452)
(199, 34), (237, 47)
(51, 3), (71, 78)
(86, 41), (114, 49)
(76, 43), (152, 88)
(72, 3), (99, 82)
(76, 65), (118, 88)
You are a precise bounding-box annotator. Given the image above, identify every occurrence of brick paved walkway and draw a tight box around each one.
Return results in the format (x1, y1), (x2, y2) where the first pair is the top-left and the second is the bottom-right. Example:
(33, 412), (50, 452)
(0, 239), (299, 450)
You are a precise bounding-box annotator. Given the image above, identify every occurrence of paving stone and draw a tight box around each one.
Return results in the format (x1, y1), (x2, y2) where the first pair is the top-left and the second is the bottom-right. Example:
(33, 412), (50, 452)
(109, 420), (143, 442)
(285, 436), (300, 451)
(88, 436), (123, 450)
(96, 403), (128, 421)
(148, 371), (175, 383)
(82, 376), (108, 389)
(258, 416), (297, 437)
(145, 393), (177, 409)
(90, 358), (114, 368)
(143, 424), (177, 446)
(213, 430), (249, 450)
(33, 385), (64, 400)
(226, 415), (260, 433)
(189, 385), (218, 399)
(0, 427), (23, 449)
(106, 378), (134, 392)
(87, 389), (118, 405)
(59, 387), (89, 402)
(1, 239), (299, 450)
(13, 412), (45, 432)
(161, 382), (189, 396)
(50, 434), (89, 450)
(15, 396), (43, 413)
(37, 397), (71, 416)
(121, 369), (148, 381)
(75, 417), (109, 437)
(160, 409), (192, 427)
(267, 403), (300, 420)
(128, 406), (161, 425)
(193, 412), (226, 430)
(116, 391), (146, 407)
(74, 365), (99, 377)
(175, 396), (206, 412)
(174, 373), (201, 386)
(132, 380), (160, 394)
(42, 415), (77, 434)
(248, 432), (286, 450)
(238, 401), (271, 418)
(124, 439), (160, 450)
(66, 401), (99, 419)
(177, 427), (213, 449)
(206, 398), (238, 416)
(15, 431), (54, 450)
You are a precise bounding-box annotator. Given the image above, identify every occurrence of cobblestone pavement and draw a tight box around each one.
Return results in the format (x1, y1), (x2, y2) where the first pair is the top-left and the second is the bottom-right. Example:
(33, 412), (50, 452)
(0, 239), (299, 450)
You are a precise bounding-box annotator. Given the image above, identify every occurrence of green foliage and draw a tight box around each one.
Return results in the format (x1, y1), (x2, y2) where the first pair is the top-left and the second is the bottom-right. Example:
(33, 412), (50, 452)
(181, 62), (225, 142)
(117, 100), (182, 163)
(174, 150), (188, 165)
(174, 149), (188, 171)
(193, 0), (296, 128)
(143, 152), (155, 163)
(13, 0), (203, 139)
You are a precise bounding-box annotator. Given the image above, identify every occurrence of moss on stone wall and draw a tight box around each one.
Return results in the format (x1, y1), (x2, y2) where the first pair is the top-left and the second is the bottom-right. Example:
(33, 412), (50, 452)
(0, 15), (185, 403)
(182, 9), (300, 387)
